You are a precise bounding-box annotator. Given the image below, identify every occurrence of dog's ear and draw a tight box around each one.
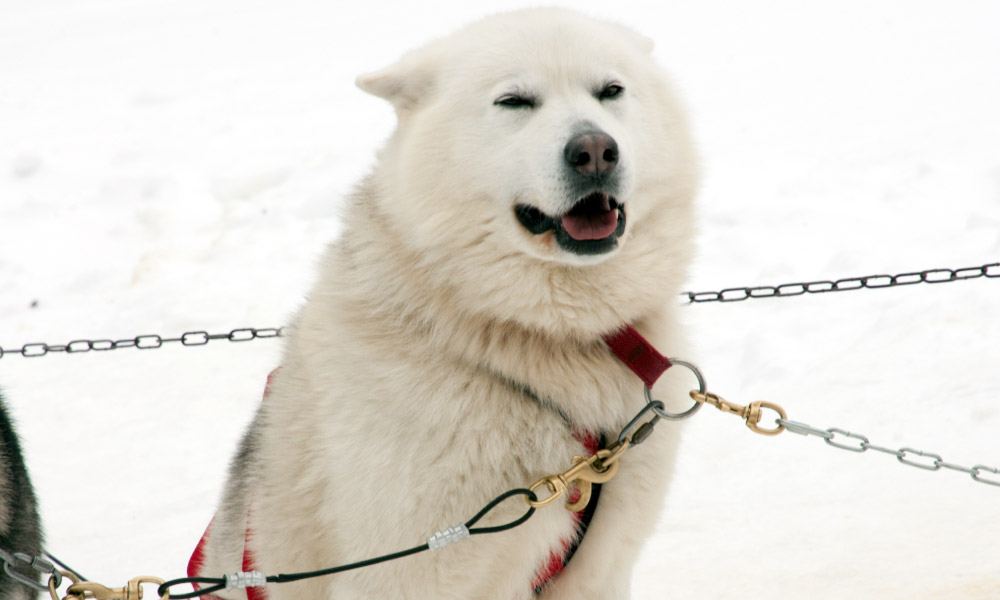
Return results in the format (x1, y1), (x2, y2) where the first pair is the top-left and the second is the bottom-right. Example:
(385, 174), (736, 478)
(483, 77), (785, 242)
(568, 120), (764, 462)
(630, 32), (655, 54)
(608, 22), (655, 55)
(356, 52), (434, 114)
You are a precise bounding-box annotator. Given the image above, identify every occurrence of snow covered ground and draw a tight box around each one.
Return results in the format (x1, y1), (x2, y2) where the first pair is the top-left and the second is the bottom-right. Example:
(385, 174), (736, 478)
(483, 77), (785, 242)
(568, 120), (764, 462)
(1, 1), (998, 598)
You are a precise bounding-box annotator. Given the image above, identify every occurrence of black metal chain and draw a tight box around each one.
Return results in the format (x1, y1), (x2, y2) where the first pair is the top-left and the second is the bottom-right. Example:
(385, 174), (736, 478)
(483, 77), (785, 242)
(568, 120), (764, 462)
(2, 261), (997, 359)
(0, 327), (284, 360)
(684, 261), (998, 303)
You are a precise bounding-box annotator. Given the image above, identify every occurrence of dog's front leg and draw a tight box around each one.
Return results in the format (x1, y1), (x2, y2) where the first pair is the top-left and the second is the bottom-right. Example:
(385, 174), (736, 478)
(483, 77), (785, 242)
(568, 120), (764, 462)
(537, 429), (679, 600)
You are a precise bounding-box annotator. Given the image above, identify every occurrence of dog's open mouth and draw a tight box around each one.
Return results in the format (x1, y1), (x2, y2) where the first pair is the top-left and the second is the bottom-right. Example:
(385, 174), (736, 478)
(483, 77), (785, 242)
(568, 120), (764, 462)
(515, 192), (626, 255)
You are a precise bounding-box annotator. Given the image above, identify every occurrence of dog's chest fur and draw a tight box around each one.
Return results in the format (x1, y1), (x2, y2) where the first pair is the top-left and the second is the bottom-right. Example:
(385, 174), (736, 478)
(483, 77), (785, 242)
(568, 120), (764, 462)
(242, 196), (681, 598)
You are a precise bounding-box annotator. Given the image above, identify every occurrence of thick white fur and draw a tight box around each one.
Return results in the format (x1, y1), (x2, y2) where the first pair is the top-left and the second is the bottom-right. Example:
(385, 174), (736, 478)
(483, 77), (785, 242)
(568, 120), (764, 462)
(199, 8), (698, 599)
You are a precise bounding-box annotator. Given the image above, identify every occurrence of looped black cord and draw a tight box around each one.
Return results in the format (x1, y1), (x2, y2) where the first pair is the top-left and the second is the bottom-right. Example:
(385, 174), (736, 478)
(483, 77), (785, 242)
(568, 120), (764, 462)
(158, 577), (226, 599)
(466, 488), (536, 534)
(158, 488), (539, 598)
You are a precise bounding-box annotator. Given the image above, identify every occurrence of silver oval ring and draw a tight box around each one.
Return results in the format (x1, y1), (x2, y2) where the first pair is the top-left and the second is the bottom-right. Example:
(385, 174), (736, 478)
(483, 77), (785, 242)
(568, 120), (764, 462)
(646, 359), (706, 421)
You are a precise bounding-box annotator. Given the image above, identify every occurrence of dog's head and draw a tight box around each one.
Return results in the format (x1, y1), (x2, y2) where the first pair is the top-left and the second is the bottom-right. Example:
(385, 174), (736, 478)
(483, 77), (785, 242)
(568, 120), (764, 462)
(356, 8), (697, 335)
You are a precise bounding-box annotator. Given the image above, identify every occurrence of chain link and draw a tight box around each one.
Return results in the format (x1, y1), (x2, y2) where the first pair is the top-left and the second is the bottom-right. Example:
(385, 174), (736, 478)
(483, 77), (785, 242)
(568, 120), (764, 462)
(687, 390), (999, 490)
(684, 261), (999, 303)
(776, 419), (1000, 488)
(0, 327), (285, 360)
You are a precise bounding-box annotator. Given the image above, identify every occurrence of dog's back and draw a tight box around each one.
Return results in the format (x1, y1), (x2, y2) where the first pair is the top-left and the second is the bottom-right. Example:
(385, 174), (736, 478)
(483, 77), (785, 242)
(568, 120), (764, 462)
(0, 392), (43, 599)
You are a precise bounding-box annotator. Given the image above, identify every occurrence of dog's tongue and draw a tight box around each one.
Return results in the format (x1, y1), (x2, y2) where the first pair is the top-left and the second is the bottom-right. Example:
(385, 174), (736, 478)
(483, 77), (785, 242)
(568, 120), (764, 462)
(560, 198), (619, 241)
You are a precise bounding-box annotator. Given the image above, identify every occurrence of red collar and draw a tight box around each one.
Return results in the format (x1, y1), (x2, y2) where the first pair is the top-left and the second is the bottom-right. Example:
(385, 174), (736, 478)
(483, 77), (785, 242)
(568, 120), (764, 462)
(602, 324), (672, 388)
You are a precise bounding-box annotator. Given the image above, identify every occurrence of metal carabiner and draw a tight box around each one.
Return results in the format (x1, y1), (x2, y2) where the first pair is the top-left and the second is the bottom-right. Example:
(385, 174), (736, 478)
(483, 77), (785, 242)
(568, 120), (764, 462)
(2, 552), (56, 592)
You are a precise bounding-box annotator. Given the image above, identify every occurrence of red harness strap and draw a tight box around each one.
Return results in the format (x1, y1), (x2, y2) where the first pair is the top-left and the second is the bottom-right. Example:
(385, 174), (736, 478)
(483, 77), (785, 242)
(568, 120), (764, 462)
(530, 430), (601, 593)
(188, 325), (663, 597)
(532, 325), (667, 591)
(186, 520), (209, 586)
(188, 372), (279, 600)
(187, 519), (267, 600)
(603, 324), (672, 388)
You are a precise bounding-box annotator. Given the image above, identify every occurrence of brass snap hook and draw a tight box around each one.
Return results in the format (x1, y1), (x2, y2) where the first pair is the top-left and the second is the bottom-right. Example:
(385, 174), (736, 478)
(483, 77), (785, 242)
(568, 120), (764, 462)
(527, 443), (628, 511)
(689, 391), (787, 436)
(61, 576), (168, 600)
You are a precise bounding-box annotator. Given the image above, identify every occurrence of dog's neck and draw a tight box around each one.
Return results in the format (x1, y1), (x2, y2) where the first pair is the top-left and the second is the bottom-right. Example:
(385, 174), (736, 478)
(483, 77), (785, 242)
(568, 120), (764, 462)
(323, 179), (683, 430)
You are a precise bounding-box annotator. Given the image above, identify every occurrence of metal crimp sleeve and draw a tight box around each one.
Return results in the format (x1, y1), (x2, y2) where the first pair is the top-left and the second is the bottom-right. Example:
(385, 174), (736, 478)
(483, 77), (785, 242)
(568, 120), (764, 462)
(427, 525), (470, 551)
(225, 570), (267, 589)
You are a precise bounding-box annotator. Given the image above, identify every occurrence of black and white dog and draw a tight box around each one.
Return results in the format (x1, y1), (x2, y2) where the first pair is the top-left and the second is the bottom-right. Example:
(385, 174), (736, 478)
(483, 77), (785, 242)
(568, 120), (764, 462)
(0, 391), (43, 599)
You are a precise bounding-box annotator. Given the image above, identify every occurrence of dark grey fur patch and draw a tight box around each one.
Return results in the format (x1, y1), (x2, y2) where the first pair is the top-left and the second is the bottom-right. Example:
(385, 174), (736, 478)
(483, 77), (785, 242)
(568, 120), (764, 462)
(0, 390), (43, 596)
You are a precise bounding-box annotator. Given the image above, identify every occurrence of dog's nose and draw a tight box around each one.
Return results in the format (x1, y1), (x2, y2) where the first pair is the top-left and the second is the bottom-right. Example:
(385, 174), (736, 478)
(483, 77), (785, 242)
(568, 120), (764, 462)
(564, 131), (619, 178)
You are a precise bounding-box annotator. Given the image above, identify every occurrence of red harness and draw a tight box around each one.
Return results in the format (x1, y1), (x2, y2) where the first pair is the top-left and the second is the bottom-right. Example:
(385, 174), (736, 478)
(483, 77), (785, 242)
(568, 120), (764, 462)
(188, 325), (669, 597)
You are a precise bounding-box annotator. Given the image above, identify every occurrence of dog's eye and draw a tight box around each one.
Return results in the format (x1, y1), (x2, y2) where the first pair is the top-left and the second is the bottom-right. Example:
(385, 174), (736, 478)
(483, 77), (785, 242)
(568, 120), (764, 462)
(494, 94), (535, 109)
(598, 83), (625, 101)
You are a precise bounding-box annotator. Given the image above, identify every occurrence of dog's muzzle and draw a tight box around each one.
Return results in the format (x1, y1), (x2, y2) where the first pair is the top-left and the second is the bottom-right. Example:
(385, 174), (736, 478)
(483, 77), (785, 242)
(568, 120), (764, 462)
(515, 192), (626, 256)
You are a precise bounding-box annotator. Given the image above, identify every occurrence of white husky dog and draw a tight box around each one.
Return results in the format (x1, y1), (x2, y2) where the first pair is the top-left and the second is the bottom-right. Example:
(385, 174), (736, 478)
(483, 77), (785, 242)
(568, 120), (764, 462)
(193, 7), (698, 599)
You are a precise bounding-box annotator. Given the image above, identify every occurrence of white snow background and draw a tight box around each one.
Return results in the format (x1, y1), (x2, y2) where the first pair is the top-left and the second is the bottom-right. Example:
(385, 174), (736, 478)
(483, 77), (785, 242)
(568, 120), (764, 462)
(1, 1), (999, 598)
